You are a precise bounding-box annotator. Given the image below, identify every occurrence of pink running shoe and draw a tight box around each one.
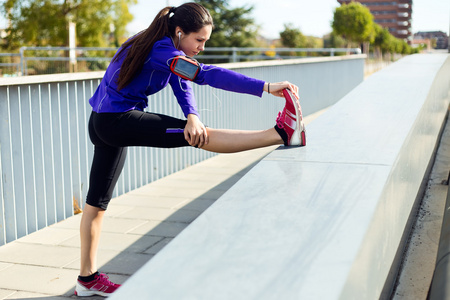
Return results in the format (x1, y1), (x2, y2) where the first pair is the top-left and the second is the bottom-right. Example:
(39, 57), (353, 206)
(75, 272), (120, 297)
(275, 89), (306, 146)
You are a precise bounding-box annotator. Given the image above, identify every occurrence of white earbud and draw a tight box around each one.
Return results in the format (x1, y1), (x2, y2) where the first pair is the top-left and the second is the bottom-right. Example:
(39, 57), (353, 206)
(176, 32), (182, 49)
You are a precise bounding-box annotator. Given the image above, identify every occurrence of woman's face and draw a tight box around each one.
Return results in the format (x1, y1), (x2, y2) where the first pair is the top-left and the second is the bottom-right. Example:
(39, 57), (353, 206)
(177, 25), (212, 57)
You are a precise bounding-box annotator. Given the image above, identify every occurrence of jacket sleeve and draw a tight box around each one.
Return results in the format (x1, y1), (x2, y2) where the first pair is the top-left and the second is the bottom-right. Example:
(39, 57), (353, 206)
(169, 74), (199, 117)
(194, 64), (265, 97)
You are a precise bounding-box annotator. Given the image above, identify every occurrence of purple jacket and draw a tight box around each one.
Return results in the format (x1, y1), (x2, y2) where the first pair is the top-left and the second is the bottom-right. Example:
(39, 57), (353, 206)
(89, 36), (265, 117)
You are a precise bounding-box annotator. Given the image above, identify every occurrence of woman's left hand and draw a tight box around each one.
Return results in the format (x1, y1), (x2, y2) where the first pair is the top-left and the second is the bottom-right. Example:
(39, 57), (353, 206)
(265, 81), (299, 99)
(184, 114), (209, 148)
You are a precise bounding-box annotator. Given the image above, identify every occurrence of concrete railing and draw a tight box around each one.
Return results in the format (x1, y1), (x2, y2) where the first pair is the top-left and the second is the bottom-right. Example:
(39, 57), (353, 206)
(0, 55), (365, 245)
(110, 54), (450, 300)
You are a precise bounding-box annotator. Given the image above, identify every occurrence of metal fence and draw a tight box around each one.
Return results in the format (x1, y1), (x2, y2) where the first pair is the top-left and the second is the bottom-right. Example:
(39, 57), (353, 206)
(0, 53), (21, 76)
(0, 55), (366, 245)
(197, 47), (361, 62)
(18, 46), (118, 76)
(0, 46), (362, 76)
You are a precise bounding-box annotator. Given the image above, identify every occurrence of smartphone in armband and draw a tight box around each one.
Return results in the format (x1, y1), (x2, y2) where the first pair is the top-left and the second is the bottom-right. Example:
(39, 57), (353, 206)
(170, 56), (200, 81)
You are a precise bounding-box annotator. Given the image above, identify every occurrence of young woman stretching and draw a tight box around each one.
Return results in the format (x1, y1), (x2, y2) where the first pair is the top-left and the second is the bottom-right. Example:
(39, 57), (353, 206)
(75, 2), (306, 297)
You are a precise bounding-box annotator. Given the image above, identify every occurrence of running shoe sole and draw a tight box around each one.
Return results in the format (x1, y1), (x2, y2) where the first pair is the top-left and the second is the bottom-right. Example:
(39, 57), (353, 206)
(282, 89), (306, 146)
(75, 282), (111, 297)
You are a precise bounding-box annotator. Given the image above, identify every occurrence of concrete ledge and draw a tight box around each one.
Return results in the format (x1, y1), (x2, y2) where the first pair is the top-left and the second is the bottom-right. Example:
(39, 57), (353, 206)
(110, 54), (450, 300)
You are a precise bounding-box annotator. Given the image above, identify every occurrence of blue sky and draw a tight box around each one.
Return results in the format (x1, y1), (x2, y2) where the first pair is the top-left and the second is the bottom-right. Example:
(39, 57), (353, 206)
(127, 0), (450, 38)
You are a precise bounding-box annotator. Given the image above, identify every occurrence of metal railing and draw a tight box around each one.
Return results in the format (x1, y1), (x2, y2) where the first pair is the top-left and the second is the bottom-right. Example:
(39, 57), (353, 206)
(197, 47), (361, 62)
(0, 46), (362, 76)
(0, 55), (366, 245)
(19, 46), (118, 76)
(0, 53), (21, 76)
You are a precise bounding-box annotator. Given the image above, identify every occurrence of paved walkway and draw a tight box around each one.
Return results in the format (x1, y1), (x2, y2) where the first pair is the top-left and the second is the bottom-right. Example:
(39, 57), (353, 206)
(0, 142), (280, 299)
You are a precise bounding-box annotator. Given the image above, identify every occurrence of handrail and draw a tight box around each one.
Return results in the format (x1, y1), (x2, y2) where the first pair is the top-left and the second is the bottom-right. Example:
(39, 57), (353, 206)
(0, 46), (364, 75)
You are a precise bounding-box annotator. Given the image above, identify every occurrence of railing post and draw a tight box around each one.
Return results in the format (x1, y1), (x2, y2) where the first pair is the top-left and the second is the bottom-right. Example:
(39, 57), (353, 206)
(0, 142), (4, 245)
(231, 47), (238, 63)
(19, 47), (25, 76)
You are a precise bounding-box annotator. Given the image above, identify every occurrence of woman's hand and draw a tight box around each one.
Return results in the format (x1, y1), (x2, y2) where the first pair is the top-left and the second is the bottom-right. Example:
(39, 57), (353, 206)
(265, 81), (299, 99)
(184, 114), (208, 148)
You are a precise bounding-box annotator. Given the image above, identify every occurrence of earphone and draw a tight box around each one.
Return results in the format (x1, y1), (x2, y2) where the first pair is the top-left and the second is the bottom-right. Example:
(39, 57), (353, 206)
(176, 32), (181, 49)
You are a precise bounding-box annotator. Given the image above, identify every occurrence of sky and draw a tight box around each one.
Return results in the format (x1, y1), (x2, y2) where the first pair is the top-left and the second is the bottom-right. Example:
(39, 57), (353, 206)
(127, 0), (450, 39)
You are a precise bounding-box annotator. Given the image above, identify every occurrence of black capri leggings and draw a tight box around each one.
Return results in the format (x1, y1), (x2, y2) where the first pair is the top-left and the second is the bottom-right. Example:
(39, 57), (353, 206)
(86, 110), (191, 210)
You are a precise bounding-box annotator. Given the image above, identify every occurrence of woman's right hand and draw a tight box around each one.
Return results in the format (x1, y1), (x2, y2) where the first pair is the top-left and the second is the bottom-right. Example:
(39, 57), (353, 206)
(265, 81), (299, 99)
(184, 114), (208, 148)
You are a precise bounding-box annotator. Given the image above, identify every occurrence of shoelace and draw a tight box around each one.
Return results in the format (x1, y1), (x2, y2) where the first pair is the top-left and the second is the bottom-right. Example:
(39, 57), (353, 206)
(97, 273), (117, 287)
(276, 109), (286, 129)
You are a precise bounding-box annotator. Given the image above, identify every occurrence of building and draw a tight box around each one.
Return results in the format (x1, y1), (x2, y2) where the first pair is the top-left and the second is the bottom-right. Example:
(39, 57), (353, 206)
(337, 1), (413, 42)
(413, 31), (449, 49)
(410, 36), (432, 51)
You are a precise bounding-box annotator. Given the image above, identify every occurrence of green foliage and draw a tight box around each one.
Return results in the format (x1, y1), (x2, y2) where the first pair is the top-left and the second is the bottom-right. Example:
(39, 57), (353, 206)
(370, 22), (414, 55)
(306, 36), (323, 48)
(332, 2), (374, 45)
(372, 23), (390, 50)
(1, 0), (136, 50)
(195, 0), (258, 48)
(279, 23), (306, 48)
(323, 31), (348, 48)
(279, 24), (323, 56)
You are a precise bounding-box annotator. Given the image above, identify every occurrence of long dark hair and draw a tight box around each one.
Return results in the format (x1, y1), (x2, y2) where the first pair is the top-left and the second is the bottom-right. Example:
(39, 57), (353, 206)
(114, 2), (213, 91)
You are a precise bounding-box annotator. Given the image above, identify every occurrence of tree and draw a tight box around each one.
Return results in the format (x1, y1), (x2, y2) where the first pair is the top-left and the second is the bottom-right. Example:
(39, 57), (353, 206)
(279, 23), (306, 48)
(305, 36), (323, 49)
(323, 31), (348, 49)
(372, 23), (389, 58)
(279, 24), (323, 56)
(1, 0), (136, 50)
(195, 0), (258, 48)
(332, 2), (374, 52)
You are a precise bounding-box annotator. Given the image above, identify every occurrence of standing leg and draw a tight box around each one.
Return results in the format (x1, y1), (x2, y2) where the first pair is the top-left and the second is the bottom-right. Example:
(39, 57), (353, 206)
(76, 144), (126, 296)
(80, 145), (127, 276)
(79, 204), (105, 276)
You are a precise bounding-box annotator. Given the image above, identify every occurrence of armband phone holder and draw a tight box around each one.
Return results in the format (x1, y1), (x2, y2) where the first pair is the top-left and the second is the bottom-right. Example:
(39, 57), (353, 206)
(170, 56), (200, 81)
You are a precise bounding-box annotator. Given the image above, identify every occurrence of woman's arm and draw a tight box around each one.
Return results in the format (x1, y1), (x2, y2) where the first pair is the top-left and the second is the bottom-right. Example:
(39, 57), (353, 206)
(195, 65), (299, 99)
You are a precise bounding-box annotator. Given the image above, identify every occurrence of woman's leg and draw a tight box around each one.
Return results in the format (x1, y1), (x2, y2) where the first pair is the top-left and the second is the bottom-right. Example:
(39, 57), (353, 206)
(99, 110), (285, 152)
(80, 114), (128, 278)
(201, 127), (283, 153)
(80, 204), (105, 276)
(80, 145), (127, 277)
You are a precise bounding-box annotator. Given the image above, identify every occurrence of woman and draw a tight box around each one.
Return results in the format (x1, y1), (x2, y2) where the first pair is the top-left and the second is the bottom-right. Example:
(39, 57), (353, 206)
(75, 2), (305, 297)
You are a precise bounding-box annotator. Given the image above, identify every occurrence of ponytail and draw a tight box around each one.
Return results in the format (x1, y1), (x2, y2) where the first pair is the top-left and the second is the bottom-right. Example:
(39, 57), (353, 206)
(114, 6), (172, 91)
(114, 3), (213, 91)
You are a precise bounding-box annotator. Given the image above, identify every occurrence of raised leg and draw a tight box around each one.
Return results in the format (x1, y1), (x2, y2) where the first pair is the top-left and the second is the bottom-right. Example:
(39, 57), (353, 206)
(201, 127), (283, 153)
